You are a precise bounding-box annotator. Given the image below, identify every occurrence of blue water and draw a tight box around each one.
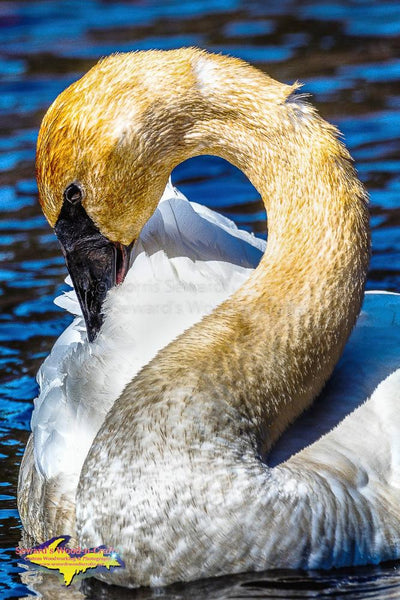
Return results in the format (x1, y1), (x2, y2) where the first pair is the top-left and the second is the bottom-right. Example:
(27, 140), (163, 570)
(1, 0), (400, 598)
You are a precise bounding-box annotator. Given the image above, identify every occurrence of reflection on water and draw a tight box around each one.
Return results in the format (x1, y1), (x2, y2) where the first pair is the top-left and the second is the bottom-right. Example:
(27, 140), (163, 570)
(18, 562), (400, 599)
(1, 0), (400, 598)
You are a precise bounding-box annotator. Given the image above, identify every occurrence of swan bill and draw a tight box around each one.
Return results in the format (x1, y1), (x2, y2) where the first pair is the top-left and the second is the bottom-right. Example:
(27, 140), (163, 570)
(54, 198), (133, 342)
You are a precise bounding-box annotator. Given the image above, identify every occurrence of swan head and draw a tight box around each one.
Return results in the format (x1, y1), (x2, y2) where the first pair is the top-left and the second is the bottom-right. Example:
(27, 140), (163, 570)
(36, 51), (194, 340)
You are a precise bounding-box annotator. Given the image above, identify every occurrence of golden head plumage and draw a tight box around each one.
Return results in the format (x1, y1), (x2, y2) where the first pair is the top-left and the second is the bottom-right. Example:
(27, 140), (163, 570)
(36, 48), (298, 244)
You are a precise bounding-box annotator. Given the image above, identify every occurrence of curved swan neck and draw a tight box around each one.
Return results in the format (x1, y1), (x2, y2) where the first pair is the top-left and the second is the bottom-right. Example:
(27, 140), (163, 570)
(40, 48), (370, 444)
(129, 50), (370, 444)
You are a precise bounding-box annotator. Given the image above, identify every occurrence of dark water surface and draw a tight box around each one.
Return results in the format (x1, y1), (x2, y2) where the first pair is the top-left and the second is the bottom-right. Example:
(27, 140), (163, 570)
(1, 0), (400, 598)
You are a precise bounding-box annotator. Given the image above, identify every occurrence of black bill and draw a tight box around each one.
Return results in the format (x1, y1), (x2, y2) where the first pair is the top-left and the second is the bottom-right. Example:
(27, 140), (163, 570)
(55, 199), (133, 342)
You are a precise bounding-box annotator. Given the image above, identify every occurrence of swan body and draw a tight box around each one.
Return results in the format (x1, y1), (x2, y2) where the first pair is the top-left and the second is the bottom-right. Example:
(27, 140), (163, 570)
(18, 48), (400, 587)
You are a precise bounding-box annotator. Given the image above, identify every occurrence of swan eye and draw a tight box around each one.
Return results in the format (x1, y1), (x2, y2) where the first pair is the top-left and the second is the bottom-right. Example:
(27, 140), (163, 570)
(64, 183), (83, 205)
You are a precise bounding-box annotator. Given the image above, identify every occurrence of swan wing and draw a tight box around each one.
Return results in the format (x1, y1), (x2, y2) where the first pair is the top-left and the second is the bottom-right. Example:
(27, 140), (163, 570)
(270, 291), (400, 465)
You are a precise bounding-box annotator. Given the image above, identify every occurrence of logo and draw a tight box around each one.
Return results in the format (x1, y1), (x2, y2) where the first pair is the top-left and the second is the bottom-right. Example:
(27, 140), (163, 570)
(17, 536), (124, 586)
